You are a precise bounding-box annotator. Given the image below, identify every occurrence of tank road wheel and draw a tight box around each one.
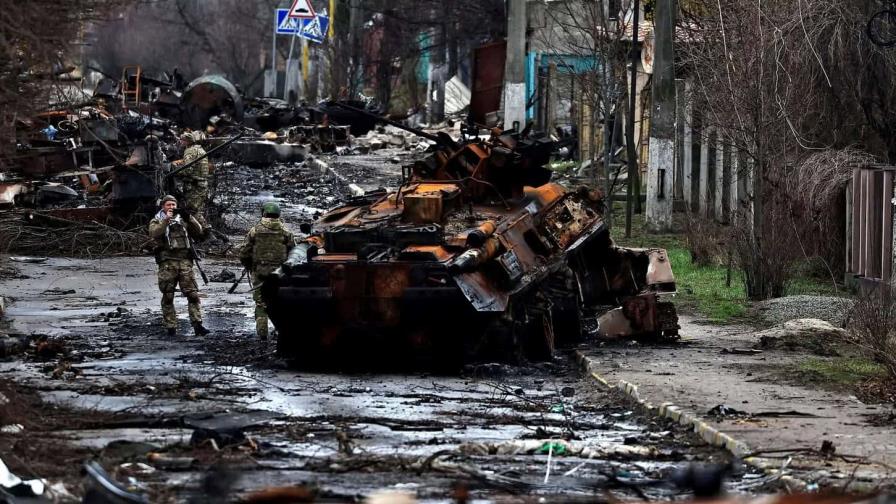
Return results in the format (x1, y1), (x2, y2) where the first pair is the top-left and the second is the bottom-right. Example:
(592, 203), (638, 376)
(545, 267), (584, 346)
(275, 324), (324, 367)
(521, 292), (556, 362)
(466, 313), (522, 364)
(463, 296), (559, 364)
(656, 300), (680, 341)
(868, 9), (896, 48)
(524, 304), (555, 361)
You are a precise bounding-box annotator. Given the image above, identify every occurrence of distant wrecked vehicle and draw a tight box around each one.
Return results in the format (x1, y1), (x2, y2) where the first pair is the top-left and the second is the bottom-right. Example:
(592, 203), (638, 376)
(262, 117), (678, 366)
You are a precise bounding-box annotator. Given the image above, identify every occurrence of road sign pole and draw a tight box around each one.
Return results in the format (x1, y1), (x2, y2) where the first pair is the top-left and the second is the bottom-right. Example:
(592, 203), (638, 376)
(285, 26), (298, 101)
(271, 13), (278, 95)
(328, 0), (335, 39)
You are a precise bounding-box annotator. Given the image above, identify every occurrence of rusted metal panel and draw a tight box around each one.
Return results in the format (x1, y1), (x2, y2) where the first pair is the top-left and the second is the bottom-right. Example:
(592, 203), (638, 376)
(596, 294), (679, 339)
(872, 170), (884, 278)
(16, 148), (76, 177)
(495, 213), (538, 271)
(454, 271), (509, 312)
(401, 245), (454, 262)
(646, 249), (676, 292)
(848, 165), (896, 287)
(470, 41), (506, 126)
(882, 171), (894, 283)
(403, 190), (444, 224)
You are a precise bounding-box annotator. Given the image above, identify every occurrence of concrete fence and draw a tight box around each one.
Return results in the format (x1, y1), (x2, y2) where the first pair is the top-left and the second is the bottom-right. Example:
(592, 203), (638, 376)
(675, 80), (752, 223)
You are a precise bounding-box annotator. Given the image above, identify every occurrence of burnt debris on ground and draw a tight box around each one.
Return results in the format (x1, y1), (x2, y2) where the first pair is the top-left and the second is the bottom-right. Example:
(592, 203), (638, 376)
(0, 64), (740, 502)
(0, 314), (778, 502)
(0, 254), (778, 501)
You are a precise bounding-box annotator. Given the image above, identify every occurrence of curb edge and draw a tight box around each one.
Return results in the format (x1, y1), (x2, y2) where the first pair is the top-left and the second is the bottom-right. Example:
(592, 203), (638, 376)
(575, 349), (809, 491)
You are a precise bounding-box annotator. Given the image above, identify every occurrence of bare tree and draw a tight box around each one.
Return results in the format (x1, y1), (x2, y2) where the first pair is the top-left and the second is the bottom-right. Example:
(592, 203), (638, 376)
(89, 0), (277, 95)
(0, 0), (125, 165)
(531, 0), (636, 225)
(678, 0), (896, 298)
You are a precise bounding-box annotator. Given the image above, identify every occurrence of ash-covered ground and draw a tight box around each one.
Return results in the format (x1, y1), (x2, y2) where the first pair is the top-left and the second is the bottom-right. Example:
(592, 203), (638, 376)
(0, 150), (786, 502)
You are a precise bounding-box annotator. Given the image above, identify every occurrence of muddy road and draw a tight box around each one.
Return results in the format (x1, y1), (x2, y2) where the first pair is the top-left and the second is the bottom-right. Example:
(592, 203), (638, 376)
(0, 255), (780, 502)
(0, 152), (780, 502)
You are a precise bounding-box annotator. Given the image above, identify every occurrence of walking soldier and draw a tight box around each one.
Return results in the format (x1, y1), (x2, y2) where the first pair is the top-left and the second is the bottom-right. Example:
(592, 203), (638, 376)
(240, 201), (295, 340)
(148, 195), (211, 337)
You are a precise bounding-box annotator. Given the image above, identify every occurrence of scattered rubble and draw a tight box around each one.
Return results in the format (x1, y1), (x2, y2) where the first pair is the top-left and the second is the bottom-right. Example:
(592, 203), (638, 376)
(0, 457), (53, 499)
(209, 268), (237, 282)
(756, 295), (854, 327)
(353, 124), (435, 152)
(754, 318), (847, 356)
(0, 71), (400, 252)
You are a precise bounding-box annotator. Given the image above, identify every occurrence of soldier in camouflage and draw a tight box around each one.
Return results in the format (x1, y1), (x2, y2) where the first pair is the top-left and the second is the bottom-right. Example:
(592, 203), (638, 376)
(148, 195), (211, 337)
(172, 132), (210, 231)
(240, 201), (296, 340)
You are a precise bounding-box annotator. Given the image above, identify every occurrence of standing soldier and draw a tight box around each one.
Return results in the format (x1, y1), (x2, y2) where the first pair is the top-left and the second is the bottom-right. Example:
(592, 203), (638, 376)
(240, 202), (295, 340)
(172, 132), (210, 231)
(148, 195), (211, 337)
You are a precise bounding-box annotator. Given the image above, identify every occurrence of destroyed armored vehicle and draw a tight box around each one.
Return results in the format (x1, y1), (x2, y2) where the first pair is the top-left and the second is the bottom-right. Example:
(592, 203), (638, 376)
(262, 120), (678, 366)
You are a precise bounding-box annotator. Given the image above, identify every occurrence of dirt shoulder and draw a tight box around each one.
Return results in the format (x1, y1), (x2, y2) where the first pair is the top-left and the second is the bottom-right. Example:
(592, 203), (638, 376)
(578, 315), (896, 489)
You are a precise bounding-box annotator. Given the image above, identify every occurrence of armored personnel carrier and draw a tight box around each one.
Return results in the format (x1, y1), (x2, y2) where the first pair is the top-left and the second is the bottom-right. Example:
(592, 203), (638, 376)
(262, 120), (678, 366)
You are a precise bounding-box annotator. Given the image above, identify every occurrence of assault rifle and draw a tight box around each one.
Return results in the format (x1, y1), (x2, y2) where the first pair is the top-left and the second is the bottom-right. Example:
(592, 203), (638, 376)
(188, 244), (209, 285)
(228, 268), (251, 294)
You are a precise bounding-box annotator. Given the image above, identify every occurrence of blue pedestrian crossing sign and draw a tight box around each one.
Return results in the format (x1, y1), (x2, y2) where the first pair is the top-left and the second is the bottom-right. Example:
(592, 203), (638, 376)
(276, 8), (329, 44)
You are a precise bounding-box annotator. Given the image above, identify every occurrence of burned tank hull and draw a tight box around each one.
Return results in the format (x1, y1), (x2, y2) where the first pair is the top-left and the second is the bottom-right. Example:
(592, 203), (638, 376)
(263, 127), (678, 367)
(264, 259), (484, 367)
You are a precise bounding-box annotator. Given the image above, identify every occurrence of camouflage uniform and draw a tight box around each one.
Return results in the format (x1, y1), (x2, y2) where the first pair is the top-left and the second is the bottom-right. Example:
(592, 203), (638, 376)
(240, 217), (295, 338)
(148, 212), (205, 330)
(176, 144), (210, 229)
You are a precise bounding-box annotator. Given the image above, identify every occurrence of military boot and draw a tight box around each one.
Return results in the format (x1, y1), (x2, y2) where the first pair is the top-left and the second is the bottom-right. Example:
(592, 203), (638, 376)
(256, 318), (268, 341)
(192, 322), (211, 336)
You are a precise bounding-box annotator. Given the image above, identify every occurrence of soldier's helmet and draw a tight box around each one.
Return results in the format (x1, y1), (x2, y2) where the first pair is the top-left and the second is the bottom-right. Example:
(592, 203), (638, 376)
(262, 201), (281, 217)
(178, 132), (195, 144)
(160, 194), (178, 205)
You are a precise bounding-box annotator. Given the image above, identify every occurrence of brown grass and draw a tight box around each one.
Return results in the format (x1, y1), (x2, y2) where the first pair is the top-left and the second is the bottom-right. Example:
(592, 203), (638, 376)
(847, 287), (896, 384)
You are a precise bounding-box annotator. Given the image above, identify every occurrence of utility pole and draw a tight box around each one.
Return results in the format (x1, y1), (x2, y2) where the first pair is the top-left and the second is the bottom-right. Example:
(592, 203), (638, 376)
(284, 27), (299, 103)
(266, 13), (277, 98)
(645, 0), (675, 232)
(624, 0), (640, 238)
(603, 61), (614, 230)
(348, 0), (364, 97)
(503, 0), (526, 131)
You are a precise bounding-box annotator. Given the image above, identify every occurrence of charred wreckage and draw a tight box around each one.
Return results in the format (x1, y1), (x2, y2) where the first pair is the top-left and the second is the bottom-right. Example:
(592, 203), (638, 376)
(1, 69), (374, 221)
(2, 66), (679, 366)
(264, 107), (680, 365)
